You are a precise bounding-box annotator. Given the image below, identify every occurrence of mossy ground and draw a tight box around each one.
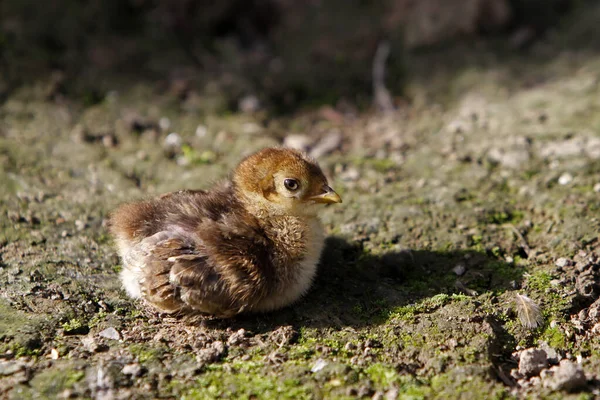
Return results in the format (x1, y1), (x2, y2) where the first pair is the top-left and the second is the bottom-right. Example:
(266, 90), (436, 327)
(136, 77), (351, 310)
(2, 3), (600, 399)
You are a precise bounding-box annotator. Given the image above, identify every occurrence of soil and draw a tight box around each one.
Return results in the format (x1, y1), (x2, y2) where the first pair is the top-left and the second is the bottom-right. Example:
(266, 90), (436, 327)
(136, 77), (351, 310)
(1, 2), (600, 399)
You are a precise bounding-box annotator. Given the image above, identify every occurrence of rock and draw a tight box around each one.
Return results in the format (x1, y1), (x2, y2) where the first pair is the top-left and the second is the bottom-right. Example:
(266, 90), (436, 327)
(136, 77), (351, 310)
(267, 325), (297, 346)
(195, 125), (208, 138)
(585, 137), (600, 159)
(102, 134), (117, 148)
(539, 138), (585, 159)
(594, 183), (600, 193)
(81, 336), (109, 353)
(558, 173), (573, 185)
(452, 264), (466, 276)
(50, 348), (59, 359)
(486, 148), (530, 169)
(554, 258), (571, 268)
(163, 132), (183, 158)
(0, 360), (25, 376)
(99, 327), (121, 340)
(159, 117), (171, 131)
(197, 341), (226, 364)
(538, 341), (561, 364)
(227, 329), (247, 346)
(518, 348), (548, 377)
(542, 360), (586, 391)
(75, 219), (87, 231)
(385, 387), (399, 400)
(122, 363), (142, 377)
(239, 95), (261, 113)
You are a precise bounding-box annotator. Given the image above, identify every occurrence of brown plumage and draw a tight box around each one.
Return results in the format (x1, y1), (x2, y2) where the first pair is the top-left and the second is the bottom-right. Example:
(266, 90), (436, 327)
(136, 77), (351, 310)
(109, 147), (342, 317)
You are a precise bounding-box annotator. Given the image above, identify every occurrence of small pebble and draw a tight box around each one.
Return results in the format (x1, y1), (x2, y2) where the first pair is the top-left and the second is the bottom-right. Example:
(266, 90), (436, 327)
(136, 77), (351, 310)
(542, 360), (586, 391)
(122, 363), (142, 377)
(195, 125), (208, 138)
(0, 360), (25, 376)
(518, 348), (548, 377)
(163, 132), (183, 157)
(102, 134), (117, 148)
(227, 329), (247, 346)
(75, 220), (87, 231)
(452, 264), (466, 276)
(99, 327), (121, 340)
(159, 117), (171, 131)
(197, 341), (225, 364)
(239, 95), (261, 113)
(555, 258), (570, 268)
(558, 173), (573, 185)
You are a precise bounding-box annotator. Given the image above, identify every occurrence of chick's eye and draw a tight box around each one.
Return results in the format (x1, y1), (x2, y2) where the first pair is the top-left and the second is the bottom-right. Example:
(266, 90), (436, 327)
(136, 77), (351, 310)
(284, 178), (299, 191)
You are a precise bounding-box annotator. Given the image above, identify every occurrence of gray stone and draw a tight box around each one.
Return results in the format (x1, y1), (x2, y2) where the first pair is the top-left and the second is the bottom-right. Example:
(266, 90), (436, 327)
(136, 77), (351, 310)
(122, 363), (142, 377)
(538, 341), (561, 364)
(0, 360), (25, 376)
(542, 360), (586, 391)
(99, 327), (121, 341)
(453, 264), (466, 276)
(554, 258), (571, 268)
(518, 348), (548, 377)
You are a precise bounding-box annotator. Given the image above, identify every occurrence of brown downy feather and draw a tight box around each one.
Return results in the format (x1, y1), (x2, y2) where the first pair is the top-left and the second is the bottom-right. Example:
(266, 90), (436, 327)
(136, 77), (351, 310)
(514, 293), (543, 329)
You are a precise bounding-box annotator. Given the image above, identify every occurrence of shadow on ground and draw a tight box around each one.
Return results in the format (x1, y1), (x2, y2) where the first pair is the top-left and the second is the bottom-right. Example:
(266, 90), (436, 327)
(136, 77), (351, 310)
(203, 236), (524, 332)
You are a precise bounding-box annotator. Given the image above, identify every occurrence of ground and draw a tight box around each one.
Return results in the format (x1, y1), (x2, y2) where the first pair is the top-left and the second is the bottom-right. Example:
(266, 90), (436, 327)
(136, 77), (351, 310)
(1, 3), (600, 400)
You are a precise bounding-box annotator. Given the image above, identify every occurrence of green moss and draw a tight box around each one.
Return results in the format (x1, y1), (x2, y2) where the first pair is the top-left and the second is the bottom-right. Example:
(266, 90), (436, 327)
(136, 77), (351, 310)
(129, 343), (166, 363)
(351, 156), (398, 173)
(365, 363), (399, 387)
(62, 318), (85, 332)
(484, 210), (524, 225)
(389, 294), (471, 322)
(540, 326), (570, 351)
(181, 144), (217, 165)
(184, 362), (313, 400)
(87, 311), (108, 328)
(0, 300), (46, 356)
(526, 271), (553, 292)
(17, 365), (86, 399)
(429, 372), (509, 400)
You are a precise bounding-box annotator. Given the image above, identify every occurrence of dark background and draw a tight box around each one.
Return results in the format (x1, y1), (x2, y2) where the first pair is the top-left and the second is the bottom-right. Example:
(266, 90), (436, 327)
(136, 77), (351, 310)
(0, 0), (585, 112)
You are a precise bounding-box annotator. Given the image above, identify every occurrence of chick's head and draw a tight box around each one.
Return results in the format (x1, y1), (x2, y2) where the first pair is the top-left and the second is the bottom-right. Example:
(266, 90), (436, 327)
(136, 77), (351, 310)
(233, 147), (341, 216)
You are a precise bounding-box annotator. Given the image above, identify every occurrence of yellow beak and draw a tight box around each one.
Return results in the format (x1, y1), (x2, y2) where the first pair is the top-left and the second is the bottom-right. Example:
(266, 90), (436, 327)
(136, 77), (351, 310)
(308, 185), (342, 204)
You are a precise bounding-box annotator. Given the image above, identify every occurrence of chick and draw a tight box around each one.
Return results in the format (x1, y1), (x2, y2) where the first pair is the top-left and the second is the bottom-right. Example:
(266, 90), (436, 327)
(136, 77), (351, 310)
(109, 147), (342, 317)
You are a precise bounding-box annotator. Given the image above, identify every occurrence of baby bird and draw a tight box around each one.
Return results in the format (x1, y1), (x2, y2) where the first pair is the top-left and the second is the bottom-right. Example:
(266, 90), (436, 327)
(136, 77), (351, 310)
(109, 147), (342, 317)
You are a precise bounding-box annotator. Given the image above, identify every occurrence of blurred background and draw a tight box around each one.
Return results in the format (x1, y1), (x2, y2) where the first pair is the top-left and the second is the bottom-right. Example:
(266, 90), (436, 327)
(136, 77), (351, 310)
(0, 0), (587, 113)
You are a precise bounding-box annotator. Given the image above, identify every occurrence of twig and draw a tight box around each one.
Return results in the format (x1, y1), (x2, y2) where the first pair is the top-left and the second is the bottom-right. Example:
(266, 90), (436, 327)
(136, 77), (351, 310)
(372, 40), (395, 112)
